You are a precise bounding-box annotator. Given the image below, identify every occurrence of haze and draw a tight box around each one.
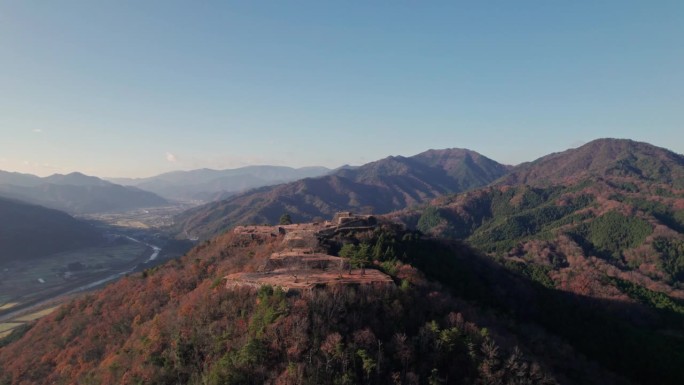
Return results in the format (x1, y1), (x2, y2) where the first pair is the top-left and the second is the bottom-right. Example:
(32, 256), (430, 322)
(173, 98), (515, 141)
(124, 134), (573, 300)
(1, 1), (682, 178)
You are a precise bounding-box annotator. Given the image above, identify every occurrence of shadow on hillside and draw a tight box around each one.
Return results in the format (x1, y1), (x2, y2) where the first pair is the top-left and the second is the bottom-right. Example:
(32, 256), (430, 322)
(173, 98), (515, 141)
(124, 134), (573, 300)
(404, 238), (684, 385)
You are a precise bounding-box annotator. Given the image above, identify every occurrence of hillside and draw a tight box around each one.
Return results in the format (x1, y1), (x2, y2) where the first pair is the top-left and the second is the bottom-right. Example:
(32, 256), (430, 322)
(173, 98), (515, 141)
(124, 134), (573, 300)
(0, 172), (168, 214)
(109, 165), (331, 201)
(372, 139), (684, 383)
(0, 197), (102, 264)
(391, 140), (684, 298)
(385, 160), (684, 383)
(498, 139), (684, 187)
(393, 178), (684, 287)
(176, 148), (509, 239)
(2, 218), (657, 385)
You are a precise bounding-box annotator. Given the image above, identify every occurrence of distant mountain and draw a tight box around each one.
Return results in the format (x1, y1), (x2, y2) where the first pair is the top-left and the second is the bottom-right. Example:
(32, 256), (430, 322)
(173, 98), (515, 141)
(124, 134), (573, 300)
(42, 172), (110, 187)
(109, 165), (332, 201)
(176, 148), (509, 239)
(0, 197), (101, 264)
(0, 172), (168, 214)
(0, 170), (43, 187)
(498, 138), (684, 187)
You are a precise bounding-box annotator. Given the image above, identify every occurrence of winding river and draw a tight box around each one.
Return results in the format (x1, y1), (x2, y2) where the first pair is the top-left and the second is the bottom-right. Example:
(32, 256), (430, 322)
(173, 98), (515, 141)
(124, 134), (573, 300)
(66, 237), (161, 294)
(0, 238), (162, 323)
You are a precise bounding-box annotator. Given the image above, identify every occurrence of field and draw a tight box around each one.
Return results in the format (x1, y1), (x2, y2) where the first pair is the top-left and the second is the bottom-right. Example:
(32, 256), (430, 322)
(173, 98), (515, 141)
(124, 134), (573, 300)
(13, 306), (60, 322)
(0, 322), (20, 334)
(0, 306), (60, 339)
(80, 203), (196, 229)
(0, 303), (18, 311)
(0, 240), (149, 316)
(0, 329), (14, 339)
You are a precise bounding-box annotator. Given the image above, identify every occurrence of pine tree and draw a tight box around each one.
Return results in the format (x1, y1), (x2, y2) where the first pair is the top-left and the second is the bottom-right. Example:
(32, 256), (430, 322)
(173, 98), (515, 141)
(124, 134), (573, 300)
(279, 213), (293, 225)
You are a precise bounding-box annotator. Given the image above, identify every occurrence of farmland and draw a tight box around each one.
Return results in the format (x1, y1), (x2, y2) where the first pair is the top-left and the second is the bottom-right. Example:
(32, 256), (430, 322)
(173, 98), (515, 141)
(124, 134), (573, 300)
(0, 305), (61, 340)
(0, 240), (149, 319)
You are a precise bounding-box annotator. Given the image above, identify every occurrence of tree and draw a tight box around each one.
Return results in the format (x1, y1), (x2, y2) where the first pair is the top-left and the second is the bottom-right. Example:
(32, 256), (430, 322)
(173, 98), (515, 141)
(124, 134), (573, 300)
(338, 243), (371, 275)
(353, 243), (371, 275)
(356, 349), (376, 384)
(339, 243), (358, 275)
(279, 213), (293, 225)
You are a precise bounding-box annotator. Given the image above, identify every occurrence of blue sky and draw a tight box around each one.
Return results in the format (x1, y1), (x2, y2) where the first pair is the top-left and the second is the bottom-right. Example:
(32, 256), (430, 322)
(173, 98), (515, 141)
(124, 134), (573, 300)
(1, 1), (682, 177)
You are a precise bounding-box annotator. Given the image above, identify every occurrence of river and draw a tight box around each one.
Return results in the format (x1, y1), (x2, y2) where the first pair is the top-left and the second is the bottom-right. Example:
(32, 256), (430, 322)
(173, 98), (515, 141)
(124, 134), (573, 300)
(0, 238), (162, 323)
(66, 237), (161, 294)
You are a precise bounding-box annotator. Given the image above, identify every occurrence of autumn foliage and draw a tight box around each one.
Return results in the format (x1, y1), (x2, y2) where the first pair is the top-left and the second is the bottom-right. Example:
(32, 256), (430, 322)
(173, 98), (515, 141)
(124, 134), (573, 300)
(0, 229), (561, 385)
(2, 218), (684, 384)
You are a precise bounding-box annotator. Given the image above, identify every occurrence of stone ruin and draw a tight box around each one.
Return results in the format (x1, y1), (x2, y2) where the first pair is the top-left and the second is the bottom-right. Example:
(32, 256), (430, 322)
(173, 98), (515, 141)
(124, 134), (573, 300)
(232, 212), (380, 241)
(225, 212), (394, 293)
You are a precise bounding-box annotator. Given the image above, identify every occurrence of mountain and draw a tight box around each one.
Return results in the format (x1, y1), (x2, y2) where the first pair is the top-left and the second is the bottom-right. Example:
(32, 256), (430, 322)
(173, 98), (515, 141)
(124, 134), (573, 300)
(0, 170), (43, 187)
(5, 140), (684, 384)
(0, 197), (102, 264)
(0, 172), (168, 214)
(109, 165), (332, 201)
(390, 139), (684, 300)
(175, 148), (509, 239)
(42, 172), (111, 187)
(498, 138), (684, 187)
(1, 218), (657, 385)
(383, 140), (684, 384)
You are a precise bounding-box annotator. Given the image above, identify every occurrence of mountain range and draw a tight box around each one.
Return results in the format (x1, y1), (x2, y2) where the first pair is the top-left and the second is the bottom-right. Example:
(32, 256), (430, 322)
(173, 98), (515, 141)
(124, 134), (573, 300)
(383, 140), (684, 379)
(175, 148), (510, 239)
(3, 138), (684, 384)
(109, 165), (331, 201)
(0, 171), (168, 214)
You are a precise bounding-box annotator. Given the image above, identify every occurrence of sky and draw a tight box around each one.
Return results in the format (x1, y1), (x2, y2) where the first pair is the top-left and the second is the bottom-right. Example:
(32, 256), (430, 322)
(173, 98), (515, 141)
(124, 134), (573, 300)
(1, 1), (682, 178)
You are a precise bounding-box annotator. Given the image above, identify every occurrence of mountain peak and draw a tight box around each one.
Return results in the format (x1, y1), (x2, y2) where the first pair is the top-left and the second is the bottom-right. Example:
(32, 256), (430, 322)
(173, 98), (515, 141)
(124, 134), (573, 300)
(499, 138), (684, 187)
(176, 147), (510, 239)
(44, 172), (111, 187)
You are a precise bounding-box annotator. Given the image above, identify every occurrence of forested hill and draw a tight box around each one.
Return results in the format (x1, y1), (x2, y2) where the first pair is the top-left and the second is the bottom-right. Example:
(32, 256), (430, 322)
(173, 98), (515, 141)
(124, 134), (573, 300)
(386, 159), (684, 384)
(175, 148), (508, 239)
(0, 197), (101, 264)
(497, 138), (684, 187)
(390, 138), (684, 308)
(1, 222), (650, 385)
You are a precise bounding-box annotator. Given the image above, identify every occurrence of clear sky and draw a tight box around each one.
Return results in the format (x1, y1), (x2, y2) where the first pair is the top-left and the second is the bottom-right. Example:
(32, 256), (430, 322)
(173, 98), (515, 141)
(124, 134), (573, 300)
(1, 1), (682, 177)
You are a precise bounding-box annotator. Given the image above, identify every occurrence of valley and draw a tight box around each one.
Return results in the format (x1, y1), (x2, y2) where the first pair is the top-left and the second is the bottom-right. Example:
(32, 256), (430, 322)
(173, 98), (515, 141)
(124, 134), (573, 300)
(0, 240), (152, 342)
(0, 202), (196, 336)
(0, 175), (196, 323)
(79, 202), (199, 231)
(0, 235), (164, 322)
